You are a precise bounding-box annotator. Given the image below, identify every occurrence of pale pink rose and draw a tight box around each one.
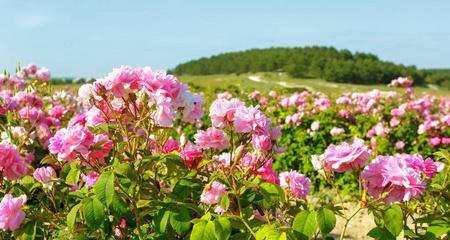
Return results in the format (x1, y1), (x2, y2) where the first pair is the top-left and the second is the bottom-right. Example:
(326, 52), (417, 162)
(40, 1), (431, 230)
(98, 65), (137, 97)
(214, 206), (226, 215)
(429, 137), (441, 147)
(0, 142), (28, 180)
(85, 107), (106, 127)
(48, 125), (95, 162)
(323, 138), (370, 172)
(177, 91), (204, 123)
(217, 92), (233, 100)
(33, 166), (56, 186)
(78, 83), (95, 102)
(136, 67), (181, 99)
(361, 155), (425, 204)
(268, 90), (277, 98)
(0, 194), (27, 231)
(81, 171), (100, 188)
(269, 126), (282, 140)
(279, 170), (311, 199)
(251, 134), (272, 152)
(114, 228), (123, 238)
(390, 108), (405, 117)
(311, 154), (325, 170)
(151, 91), (176, 127)
(395, 141), (405, 149)
(310, 121), (320, 131)
(18, 106), (45, 122)
(209, 98), (244, 128)
(35, 67), (51, 82)
(234, 105), (270, 134)
(390, 118), (401, 127)
(213, 152), (231, 167)
(330, 127), (345, 136)
(200, 181), (227, 205)
(194, 127), (229, 150)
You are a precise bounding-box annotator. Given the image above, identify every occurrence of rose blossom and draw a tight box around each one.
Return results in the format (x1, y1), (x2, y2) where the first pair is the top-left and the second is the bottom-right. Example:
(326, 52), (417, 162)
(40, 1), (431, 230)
(279, 170), (311, 199)
(0, 194), (27, 231)
(35, 67), (51, 82)
(194, 127), (229, 150)
(395, 141), (405, 149)
(209, 98), (244, 128)
(179, 143), (204, 169)
(48, 125), (94, 162)
(251, 134), (272, 152)
(200, 181), (227, 205)
(330, 127), (345, 136)
(323, 138), (370, 172)
(360, 155), (425, 204)
(0, 142), (28, 180)
(33, 166), (56, 188)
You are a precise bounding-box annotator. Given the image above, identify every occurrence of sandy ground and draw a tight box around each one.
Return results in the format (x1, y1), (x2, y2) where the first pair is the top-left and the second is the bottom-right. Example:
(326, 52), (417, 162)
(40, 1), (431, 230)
(330, 205), (376, 240)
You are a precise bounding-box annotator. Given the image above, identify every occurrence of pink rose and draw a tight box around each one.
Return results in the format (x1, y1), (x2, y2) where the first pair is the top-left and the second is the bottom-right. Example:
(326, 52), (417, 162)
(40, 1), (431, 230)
(200, 181), (227, 205)
(429, 137), (441, 147)
(234, 106), (270, 135)
(279, 170), (311, 199)
(323, 138), (370, 172)
(209, 98), (244, 128)
(361, 155), (425, 204)
(395, 141), (405, 149)
(0, 194), (27, 231)
(33, 166), (56, 187)
(194, 127), (229, 151)
(35, 67), (51, 82)
(0, 142), (28, 180)
(48, 125), (95, 162)
(251, 134), (272, 152)
(330, 127), (345, 136)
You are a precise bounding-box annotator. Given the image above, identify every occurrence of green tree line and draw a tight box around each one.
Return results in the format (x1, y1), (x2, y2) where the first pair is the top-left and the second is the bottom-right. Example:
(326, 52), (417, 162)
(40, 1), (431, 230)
(172, 46), (450, 87)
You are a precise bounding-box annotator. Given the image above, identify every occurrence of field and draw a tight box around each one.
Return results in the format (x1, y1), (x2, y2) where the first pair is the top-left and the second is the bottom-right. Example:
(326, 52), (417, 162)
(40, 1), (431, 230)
(1, 65), (449, 239)
(178, 72), (450, 96)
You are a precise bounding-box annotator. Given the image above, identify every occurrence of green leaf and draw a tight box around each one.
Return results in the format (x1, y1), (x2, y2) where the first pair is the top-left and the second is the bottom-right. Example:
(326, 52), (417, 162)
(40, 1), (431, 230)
(367, 227), (395, 240)
(67, 203), (82, 231)
(154, 209), (171, 233)
(214, 217), (231, 240)
(260, 182), (285, 208)
(221, 194), (230, 210)
(93, 171), (115, 206)
(170, 208), (191, 235)
(292, 210), (317, 240)
(316, 208), (336, 235)
(191, 220), (215, 240)
(255, 225), (281, 240)
(82, 198), (105, 229)
(65, 164), (80, 184)
(383, 204), (403, 237)
(21, 221), (38, 240)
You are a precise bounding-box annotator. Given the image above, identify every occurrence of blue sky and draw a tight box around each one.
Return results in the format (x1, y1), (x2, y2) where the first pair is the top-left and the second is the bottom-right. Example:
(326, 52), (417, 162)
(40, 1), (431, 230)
(1, 0), (449, 77)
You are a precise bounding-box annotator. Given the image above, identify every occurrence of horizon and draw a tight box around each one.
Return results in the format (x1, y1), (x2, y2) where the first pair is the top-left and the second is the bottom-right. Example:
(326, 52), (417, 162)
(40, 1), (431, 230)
(1, 0), (449, 78)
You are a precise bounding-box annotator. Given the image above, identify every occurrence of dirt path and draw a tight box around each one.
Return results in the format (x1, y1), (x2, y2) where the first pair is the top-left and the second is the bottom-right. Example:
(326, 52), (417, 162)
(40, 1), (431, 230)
(248, 75), (315, 91)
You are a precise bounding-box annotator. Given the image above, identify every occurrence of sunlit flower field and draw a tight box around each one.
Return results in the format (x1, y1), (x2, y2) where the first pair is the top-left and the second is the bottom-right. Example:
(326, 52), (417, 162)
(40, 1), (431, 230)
(0, 64), (448, 239)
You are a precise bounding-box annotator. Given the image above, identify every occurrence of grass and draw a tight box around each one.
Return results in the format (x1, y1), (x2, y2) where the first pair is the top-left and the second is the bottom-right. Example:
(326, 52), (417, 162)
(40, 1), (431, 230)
(51, 73), (450, 97)
(178, 72), (450, 97)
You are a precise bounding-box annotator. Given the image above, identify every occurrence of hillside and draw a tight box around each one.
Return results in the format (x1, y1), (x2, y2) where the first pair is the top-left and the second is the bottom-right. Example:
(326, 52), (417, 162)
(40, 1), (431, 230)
(172, 46), (450, 88)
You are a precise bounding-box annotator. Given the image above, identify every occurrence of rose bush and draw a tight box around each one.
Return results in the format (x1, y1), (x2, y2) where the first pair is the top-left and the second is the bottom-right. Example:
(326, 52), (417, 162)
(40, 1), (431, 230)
(0, 65), (448, 239)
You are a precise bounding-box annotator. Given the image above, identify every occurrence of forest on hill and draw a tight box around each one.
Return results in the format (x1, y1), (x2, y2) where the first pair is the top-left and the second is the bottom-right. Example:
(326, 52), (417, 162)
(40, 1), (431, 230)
(172, 46), (450, 88)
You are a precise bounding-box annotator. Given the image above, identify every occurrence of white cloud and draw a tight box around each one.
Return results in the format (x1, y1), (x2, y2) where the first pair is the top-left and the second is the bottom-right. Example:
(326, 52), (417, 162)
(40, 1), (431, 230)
(16, 15), (49, 29)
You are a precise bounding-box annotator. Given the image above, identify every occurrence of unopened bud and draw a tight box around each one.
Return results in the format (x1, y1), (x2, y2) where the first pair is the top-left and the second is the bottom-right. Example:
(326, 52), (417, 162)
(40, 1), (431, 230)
(180, 134), (187, 148)
(233, 145), (245, 162)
